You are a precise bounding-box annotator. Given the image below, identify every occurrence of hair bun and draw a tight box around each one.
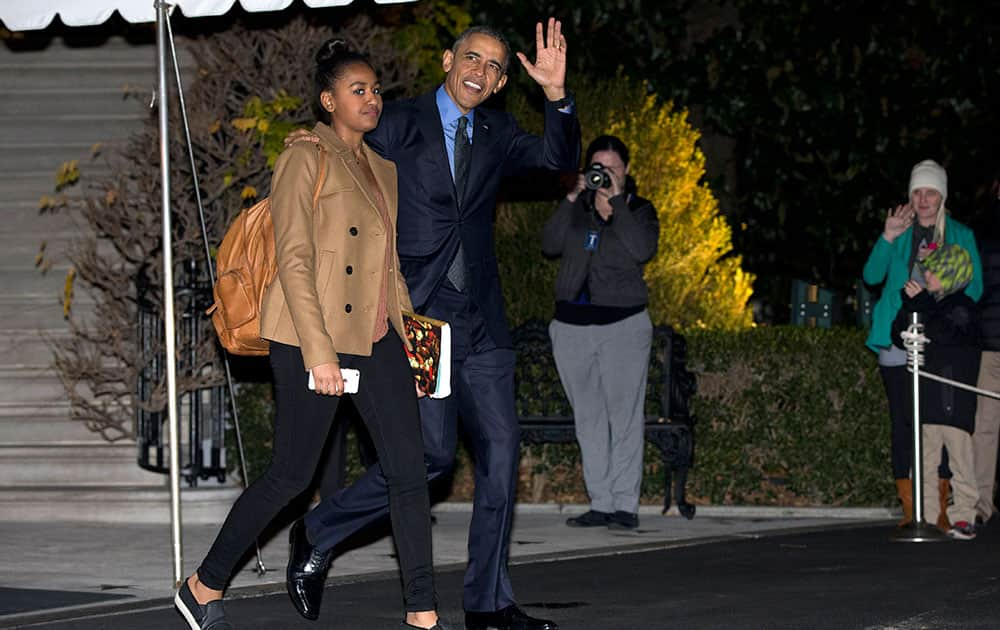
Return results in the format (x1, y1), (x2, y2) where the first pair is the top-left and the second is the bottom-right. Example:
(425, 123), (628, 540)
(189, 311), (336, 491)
(315, 38), (350, 65)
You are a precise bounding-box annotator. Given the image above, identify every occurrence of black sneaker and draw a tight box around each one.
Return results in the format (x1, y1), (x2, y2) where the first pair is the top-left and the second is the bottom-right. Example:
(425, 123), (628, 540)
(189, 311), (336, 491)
(174, 580), (234, 629)
(608, 511), (639, 530)
(565, 510), (612, 527)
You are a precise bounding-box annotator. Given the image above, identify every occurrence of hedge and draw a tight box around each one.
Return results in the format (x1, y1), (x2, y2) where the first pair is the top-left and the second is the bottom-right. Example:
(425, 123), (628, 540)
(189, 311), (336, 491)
(231, 325), (894, 507)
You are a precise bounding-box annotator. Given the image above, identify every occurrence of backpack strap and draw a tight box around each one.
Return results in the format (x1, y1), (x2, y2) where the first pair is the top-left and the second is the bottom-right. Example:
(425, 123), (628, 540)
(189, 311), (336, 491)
(311, 144), (328, 209)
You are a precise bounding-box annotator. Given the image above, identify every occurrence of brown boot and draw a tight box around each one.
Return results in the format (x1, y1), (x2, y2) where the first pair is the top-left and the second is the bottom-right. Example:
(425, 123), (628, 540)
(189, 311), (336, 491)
(895, 479), (913, 526)
(937, 478), (951, 530)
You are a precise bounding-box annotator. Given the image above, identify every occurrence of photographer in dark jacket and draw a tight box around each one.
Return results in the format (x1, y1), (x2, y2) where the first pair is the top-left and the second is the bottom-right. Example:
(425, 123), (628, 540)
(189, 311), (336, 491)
(973, 180), (1000, 525)
(542, 135), (659, 530)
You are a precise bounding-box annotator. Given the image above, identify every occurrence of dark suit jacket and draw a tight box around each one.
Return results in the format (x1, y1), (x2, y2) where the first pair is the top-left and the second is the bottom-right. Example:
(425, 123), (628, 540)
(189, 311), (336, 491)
(365, 89), (580, 348)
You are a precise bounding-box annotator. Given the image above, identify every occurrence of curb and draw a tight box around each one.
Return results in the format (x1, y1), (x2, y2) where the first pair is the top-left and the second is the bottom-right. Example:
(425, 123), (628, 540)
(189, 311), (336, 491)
(432, 501), (896, 520)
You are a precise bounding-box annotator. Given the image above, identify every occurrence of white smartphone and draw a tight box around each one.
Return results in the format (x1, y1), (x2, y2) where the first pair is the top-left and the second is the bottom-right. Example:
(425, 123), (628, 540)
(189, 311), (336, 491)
(308, 367), (360, 394)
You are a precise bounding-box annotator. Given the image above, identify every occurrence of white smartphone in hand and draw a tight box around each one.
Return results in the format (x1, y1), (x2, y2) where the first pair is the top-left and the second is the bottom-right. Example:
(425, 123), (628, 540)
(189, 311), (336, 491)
(308, 367), (360, 394)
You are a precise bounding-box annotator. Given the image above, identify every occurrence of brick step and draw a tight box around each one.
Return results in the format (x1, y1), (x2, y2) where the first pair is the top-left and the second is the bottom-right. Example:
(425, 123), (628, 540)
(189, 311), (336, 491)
(0, 172), (118, 205)
(0, 233), (75, 268)
(0, 442), (167, 487)
(0, 87), (149, 117)
(0, 485), (239, 524)
(0, 158), (114, 181)
(0, 62), (157, 89)
(0, 201), (86, 233)
(0, 113), (147, 145)
(0, 295), (95, 331)
(0, 181), (89, 204)
(0, 409), (103, 444)
(0, 366), (70, 405)
(0, 233), (120, 271)
(0, 141), (126, 176)
(0, 266), (103, 299)
(0, 330), (68, 366)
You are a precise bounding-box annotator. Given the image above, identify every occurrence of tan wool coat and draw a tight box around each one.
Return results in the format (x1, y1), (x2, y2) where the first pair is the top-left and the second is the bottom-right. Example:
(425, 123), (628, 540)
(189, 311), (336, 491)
(259, 123), (413, 369)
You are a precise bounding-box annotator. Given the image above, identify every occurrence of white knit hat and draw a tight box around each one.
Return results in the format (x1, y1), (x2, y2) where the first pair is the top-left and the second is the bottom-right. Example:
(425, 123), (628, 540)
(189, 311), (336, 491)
(909, 159), (948, 203)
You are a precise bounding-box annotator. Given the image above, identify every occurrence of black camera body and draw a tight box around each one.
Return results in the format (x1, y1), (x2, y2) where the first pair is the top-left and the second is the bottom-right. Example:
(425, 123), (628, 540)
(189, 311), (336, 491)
(584, 162), (612, 190)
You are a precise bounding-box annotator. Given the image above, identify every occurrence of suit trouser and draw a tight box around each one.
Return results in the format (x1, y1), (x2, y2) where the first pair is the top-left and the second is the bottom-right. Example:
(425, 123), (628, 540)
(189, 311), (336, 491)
(549, 311), (653, 514)
(973, 350), (1000, 520)
(921, 424), (977, 526)
(198, 334), (435, 611)
(306, 282), (521, 613)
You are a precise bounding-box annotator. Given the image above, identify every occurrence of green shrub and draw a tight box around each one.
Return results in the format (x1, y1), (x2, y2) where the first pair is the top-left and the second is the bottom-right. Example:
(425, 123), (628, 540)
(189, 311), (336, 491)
(684, 325), (892, 506)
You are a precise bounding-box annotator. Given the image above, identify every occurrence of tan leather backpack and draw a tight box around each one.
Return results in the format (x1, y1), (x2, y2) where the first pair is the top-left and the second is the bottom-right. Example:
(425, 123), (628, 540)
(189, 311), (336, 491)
(206, 146), (327, 355)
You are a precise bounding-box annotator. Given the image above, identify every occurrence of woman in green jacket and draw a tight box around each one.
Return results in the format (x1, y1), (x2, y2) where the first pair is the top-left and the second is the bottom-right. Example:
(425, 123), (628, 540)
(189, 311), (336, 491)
(863, 159), (983, 527)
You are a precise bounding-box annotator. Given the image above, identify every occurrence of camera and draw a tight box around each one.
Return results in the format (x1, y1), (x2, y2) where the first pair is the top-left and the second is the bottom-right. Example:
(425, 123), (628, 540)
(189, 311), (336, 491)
(584, 162), (611, 190)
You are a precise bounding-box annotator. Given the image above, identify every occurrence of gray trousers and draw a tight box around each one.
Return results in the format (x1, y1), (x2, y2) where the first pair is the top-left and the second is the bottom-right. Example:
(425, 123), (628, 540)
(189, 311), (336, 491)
(549, 310), (653, 514)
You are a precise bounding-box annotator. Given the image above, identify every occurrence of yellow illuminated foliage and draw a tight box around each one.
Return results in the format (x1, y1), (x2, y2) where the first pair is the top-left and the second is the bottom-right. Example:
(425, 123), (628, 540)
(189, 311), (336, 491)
(63, 267), (76, 319)
(55, 160), (79, 191)
(597, 80), (754, 331)
(498, 76), (754, 331)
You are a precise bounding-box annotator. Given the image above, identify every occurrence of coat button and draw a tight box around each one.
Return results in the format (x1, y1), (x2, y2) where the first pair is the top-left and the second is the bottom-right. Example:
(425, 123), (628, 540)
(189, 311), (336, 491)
(349, 227), (358, 236)
(345, 304), (352, 313)
(346, 265), (353, 275)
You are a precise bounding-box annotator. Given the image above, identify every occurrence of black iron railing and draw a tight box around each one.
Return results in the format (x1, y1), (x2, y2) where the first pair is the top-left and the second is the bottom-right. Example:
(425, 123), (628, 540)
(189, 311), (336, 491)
(512, 319), (698, 517)
(136, 261), (229, 486)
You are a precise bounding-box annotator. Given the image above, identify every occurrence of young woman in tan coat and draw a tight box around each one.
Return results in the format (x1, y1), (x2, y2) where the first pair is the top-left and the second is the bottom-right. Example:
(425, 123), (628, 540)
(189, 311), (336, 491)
(174, 40), (445, 630)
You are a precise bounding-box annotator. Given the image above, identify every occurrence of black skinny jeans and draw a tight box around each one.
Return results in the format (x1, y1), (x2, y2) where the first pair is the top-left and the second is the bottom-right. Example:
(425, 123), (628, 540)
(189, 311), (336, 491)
(880, 364), (950, 481)
(197, 329), (435, 611)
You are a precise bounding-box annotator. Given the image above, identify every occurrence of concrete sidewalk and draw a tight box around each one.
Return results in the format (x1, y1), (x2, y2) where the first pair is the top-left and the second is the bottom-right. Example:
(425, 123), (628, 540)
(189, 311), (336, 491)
(0, 501), (893, 627)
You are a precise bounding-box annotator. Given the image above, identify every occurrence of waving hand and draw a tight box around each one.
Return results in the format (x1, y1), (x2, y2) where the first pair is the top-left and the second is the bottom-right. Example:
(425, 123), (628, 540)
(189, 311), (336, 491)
(515, 17), (567, 102)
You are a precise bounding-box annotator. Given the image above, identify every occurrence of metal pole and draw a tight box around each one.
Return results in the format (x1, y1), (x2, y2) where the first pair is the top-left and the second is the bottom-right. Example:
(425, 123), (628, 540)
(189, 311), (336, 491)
(890, 311), (947, 542)
(164, 16), (265, 574)
(157, 0), (184, 586)
(910, 312), (924, 524)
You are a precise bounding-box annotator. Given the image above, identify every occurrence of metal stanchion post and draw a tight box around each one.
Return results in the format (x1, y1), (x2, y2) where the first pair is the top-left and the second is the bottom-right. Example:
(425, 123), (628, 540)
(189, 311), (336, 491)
(890, 312), (948, 542)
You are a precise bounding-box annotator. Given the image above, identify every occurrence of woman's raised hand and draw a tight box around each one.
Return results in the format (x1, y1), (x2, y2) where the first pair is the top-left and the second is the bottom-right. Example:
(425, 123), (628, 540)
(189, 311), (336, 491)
(883, 204), (914, 243)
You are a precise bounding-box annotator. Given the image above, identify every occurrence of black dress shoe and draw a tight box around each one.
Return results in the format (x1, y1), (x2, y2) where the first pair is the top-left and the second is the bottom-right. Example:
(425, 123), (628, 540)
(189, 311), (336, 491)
(565, 509), (611, 527)
(465, 604), (558, 630)
(286, 519), (333, 620)
(608, 510), (639, 530)
(174, 580), (233, 629)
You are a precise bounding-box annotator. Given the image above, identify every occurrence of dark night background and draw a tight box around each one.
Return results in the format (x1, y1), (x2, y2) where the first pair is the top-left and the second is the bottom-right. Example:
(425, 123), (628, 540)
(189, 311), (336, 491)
(462, 0), (1000, 322)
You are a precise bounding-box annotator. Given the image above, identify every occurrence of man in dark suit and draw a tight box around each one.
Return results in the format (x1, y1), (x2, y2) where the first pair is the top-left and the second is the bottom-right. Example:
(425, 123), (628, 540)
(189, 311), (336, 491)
(286, 18), (580, 630)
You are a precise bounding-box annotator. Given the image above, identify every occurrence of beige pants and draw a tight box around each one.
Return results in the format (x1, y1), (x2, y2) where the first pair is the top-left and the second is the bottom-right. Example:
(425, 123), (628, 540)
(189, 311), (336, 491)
(922, 425), (977, 526)
(973, 351), (1000, 520)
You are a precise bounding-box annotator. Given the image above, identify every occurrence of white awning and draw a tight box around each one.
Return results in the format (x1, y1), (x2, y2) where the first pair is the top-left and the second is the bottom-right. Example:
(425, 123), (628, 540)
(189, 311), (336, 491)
(1, 0), (414, 31)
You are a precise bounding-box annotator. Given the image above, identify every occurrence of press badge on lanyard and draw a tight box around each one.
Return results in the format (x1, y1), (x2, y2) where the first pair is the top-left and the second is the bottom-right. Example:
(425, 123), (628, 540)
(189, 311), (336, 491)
(584, 230), (600, 252)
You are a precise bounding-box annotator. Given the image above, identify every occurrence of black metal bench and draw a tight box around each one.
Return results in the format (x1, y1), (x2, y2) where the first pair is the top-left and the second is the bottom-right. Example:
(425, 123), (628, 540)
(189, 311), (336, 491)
(512, 320), (697, 518)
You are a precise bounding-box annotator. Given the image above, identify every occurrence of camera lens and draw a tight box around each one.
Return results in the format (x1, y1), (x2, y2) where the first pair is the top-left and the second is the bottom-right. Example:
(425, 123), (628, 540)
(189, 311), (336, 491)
(584, 163), (611, 190)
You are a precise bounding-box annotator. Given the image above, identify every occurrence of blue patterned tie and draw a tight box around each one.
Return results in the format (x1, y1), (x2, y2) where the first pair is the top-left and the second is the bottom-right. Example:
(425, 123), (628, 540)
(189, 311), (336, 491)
(447, 116), (470, 291)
